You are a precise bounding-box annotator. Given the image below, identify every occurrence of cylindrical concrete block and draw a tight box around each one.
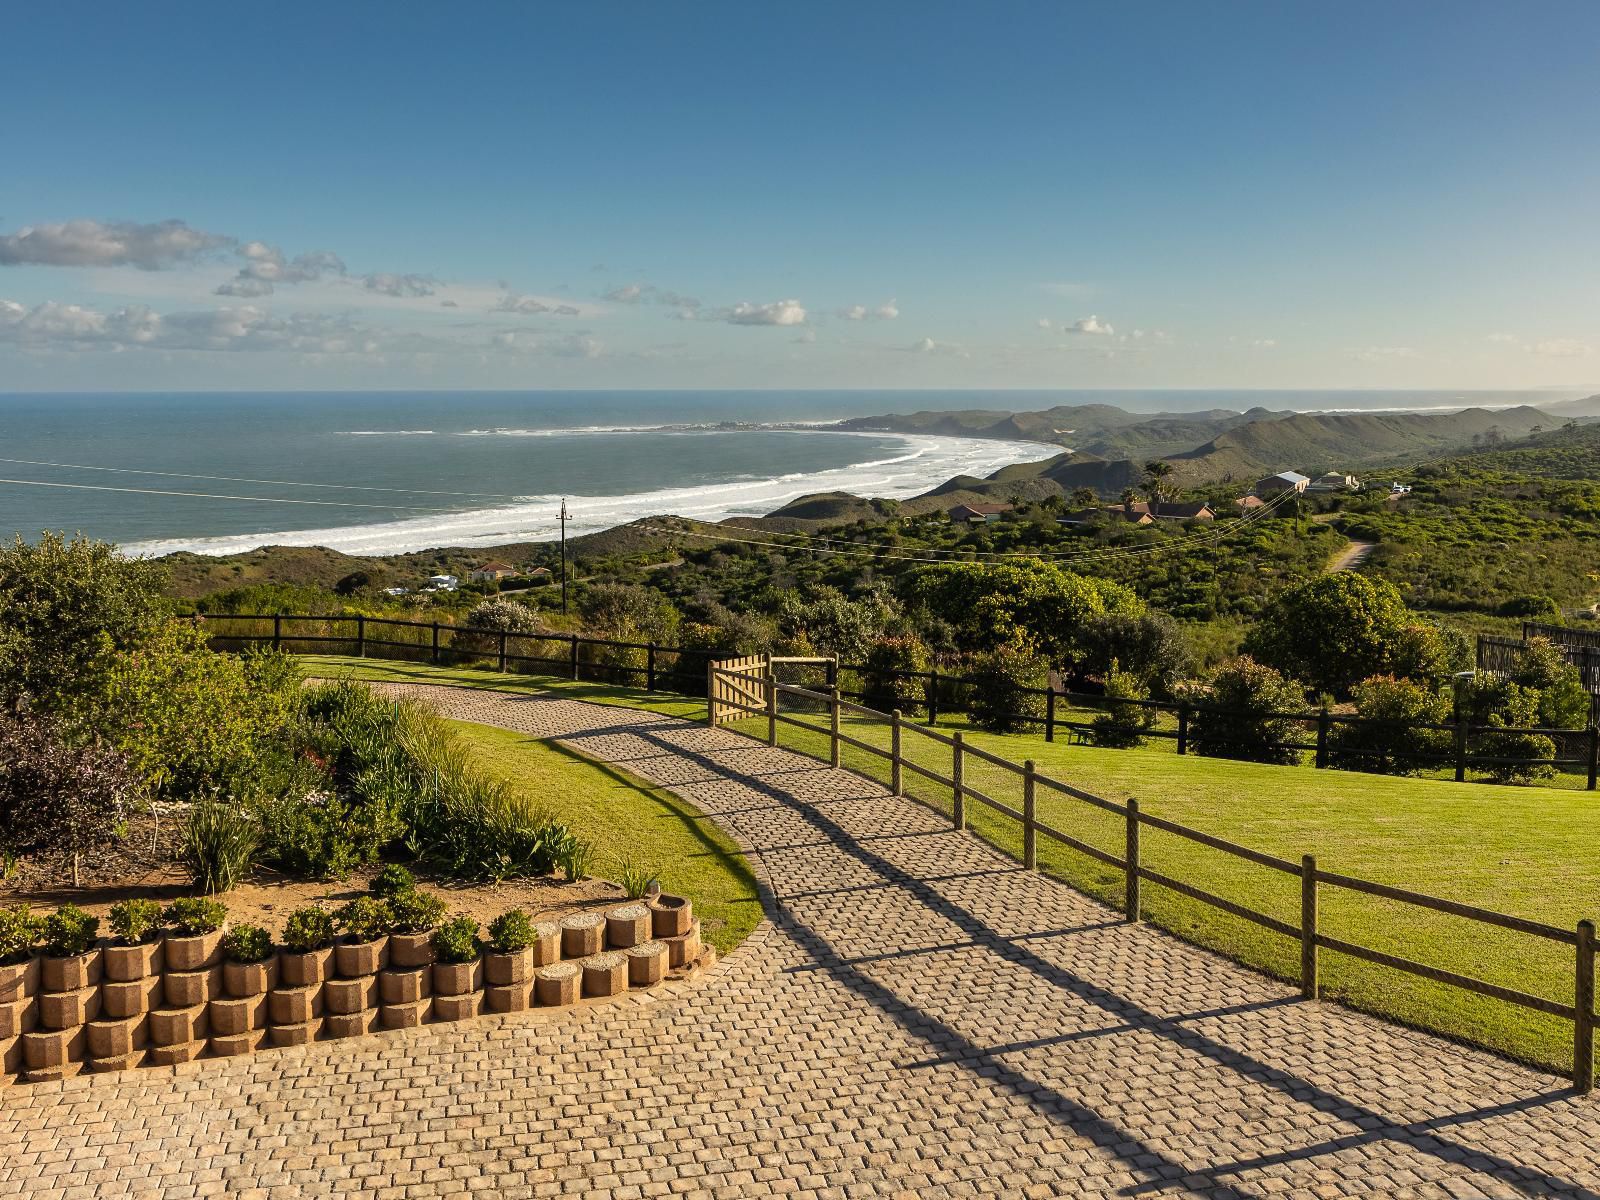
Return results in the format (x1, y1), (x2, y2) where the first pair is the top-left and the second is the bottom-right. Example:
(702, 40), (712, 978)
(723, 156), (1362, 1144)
(431, 960), (482, 997)
(279, 948), (333, 988)
(324, 1008), (380, 1039)
(88, 1050), (146, 1074)
(560, 913), (604, 958)
(649, 896), (693, 939)
(484, 983), (533, 1013)
(378, 968), (429, 1006)
(484, 948), (533, 986)
(270, 1018), (323, 1047)
(532, 924), (560, 966)
(101, 976), (162, 1020)
(379, 998), (432, 1029)
(386, 933), (435, 969)
(334, 939), (386, 977)
(210, 1028), (267, 1057)
(102, 942), (161, 983)
(0, 995), (38, 1040)
(164, 968), (219, 1010)
(605, 905), (650, 948)
(581, 953), (627, 998)
(86, 1014), (146, 1059)
(625, 942), (668, 987)
(267, 986), (322, 1026)
(0, 958), (40, 1004)
(148, 1004), (207, 1047)
(322, 975), (378, 1015)
(163, 931), (222, 973)
(534, 962), (580, 1007)
(431, 992), (482, 1023)
(39, 986), (99, 1031)
(22, 1025), (86, 1073)
(223, 959), (277, 999)
(41, 951), (101, 994)
(663, 921), (702, 969)
(207, 994), (268, 1037)
(146, 1040), (205, 1066)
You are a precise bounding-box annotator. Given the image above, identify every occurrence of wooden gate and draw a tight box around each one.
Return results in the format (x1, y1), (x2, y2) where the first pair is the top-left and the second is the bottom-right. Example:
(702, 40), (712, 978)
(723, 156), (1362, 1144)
(708, 654), (836, 725)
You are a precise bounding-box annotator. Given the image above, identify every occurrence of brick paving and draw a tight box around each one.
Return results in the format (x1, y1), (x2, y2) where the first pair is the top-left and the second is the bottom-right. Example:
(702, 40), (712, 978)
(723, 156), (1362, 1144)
(3, 682), (1598, 1199)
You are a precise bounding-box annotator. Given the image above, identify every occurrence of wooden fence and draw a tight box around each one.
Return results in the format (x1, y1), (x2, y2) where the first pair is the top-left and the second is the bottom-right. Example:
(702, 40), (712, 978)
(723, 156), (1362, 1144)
(197, 614), (1598, 788)
(708, 665), (1599, 1090)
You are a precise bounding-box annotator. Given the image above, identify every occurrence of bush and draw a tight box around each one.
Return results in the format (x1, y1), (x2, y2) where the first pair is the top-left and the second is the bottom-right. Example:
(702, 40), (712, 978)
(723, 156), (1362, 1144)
(1242, 574), (1420, 696)
(1089, 661), (1156, 748)
(486, 909), (537, 954)
(335, 896), (394, 943)
(614, 854), (660, 900)
(1080, 613), (1192, 696)
(1328, 676), (1452, 775)
(182, 799), (259, 893)
(1499, 594), (1562, 619)
(387, 888), (447, 934)
(163, 896), (227, 936)
(0, 532), (168, 712)
(859, 635), (931, 714)
(41, 905), (98, 958)
(0, 713), (138, 885)
(965, 647), (1049, 733)
(465, 596), (542, 634)
(370, 863), (416, 899)
(0, 905), (41, 963)
(109, 899), (164, 945)
(222, 924), (274, 964)
(1474, 731), (1558, 784)
(430, 915), (481, 963)
(1512, 637), (1592, 729)
(1187, 657), (1307, 765)
(555, 835), (594, 883)
(282, 906), (336, 953)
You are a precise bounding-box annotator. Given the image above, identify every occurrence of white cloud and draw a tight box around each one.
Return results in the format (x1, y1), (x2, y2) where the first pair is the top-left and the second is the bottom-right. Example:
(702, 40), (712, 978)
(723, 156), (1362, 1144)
(216, 243), (346, 296)
(0, 219), (232, 269)
(1533, 338), (1592, 358)
(1065, 315), (1114, 336)
(0, 298), (405, 355)
(724, 299), (807, 326)
(906, 336), (968, 357)
(603, 282), (702, 314)
(1353, 345), (1419, 362)
(604, 283), (644, 303)
(364, 273), (436, 298)
(838, 299), (898, 321)
(1036, 318), (1053, 329)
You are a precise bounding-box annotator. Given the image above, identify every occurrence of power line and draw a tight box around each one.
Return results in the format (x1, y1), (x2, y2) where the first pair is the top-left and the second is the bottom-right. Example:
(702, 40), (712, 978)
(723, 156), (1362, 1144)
(0, 456), (524, 500)
(0, 477), (442, 511)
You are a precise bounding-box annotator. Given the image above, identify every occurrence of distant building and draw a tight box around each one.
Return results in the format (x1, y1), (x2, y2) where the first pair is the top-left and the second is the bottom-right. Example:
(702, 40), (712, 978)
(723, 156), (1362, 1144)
(1058, 507), (1153, 527)
(1255, 471), (1310, 495)
(1308, 471), (1361, 492)
(383, 586), (411, 597)
(1234, 495), (1266, 512)
(425, 574), (459, 592)
(948, 501), (1013, 524)
(468, 560), (520, 583)
(1150, 501), (1214, 521)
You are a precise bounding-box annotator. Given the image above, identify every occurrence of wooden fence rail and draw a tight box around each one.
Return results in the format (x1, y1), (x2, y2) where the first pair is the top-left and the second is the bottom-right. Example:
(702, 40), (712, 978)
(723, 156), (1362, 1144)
(711, 667), (1599, 1091)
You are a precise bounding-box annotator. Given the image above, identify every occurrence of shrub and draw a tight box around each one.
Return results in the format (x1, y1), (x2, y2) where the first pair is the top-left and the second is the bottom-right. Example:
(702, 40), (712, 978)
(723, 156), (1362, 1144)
(1242, 574), (1419, 696)
(1080, 612), (1192, 696)
(163, 896), (227, 936)
(486, 909), (537, 954)
(182, 799), (259, 893)
(859, 635), (931, 714)
(0, 531), (168, 712)
(1512, 637), (1592, 729)
(466, 596), (542, 634)
(108, 899), (165, 945)
(1328, 676), (1452, 775)
(370, 863), (416, 899)
(281, 906), (337, 953)
(1498, 594), (1562, 619)
(335, 896), (394, 943)
(430, 915), (481, 964)
(222, 923), (274, 964)
(555, 836), (594, 883)
(1089, 661), (1156, 749)
(614, 854), (660, 900)
(1474, 731), (1558, 784)
(1187, 657), (1306, 765)
(965, 647), (1049, 733)
(387, 888), (447, 934)
(41, 905), (98, 958)
(0, 713), (138, 886)
(0, 905), (41, 963)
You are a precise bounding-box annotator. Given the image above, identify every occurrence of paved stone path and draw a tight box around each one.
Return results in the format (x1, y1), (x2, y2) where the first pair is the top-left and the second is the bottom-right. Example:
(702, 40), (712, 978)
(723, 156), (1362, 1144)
(3, 683), (1598, 1199)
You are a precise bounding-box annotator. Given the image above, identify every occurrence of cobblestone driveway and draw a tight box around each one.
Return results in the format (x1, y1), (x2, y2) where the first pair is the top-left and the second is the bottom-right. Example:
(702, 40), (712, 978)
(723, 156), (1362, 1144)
(2, 683), (1597, 1199)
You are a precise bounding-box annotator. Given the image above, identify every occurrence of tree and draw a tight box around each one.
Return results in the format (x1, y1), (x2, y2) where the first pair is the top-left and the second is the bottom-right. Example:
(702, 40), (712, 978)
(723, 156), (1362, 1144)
(771, 585), (901, 662)
(1187, 658), (1306, 765)
(0, 533), (168, 712)
(1079, 612), (1192, 695)
(1242, 573), (1421, 697)
(333, 571), (371, 596)
(1143, 460), (1175, 508)
(1070, 487), (1098, 508)
(965, 647), (1049, 733)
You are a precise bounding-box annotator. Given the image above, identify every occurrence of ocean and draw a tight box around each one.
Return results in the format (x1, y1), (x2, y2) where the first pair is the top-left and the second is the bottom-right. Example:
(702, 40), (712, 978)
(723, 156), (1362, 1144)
(0, 389), (1579, 557)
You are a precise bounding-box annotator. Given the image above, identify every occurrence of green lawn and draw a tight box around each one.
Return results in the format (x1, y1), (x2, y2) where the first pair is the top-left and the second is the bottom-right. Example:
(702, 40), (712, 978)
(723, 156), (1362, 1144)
(442, 718), (761, 954)
(735, 703), (1598, 1075)
(296, 652), (1595, 1075)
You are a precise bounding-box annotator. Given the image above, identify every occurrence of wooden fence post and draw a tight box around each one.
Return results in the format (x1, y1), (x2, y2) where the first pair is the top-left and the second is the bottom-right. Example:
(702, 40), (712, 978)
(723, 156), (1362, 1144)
(705, 662), (716, 727)
(273, 614), (282, 650)
(766, 674), (778, 747)
(952, 732), (965, 829)
(1124, 798), (1140, 921)
(1301, 854), (1319, 999)
(1454, 718), (1469, 782)
(569, 635), (580, 680)
(430, 621), (440, 664)
(647, 643), (657, 693)
(829, 686), (842, 768)
(356, 615), (366, 658)
(1577, 919), (1595, 1093)
(927, 669), (940, 726)
(1046, 690), (1056, 743)
(497, 630), (507, 672)
(1176, 704), (1190, 756)
(1588, 726), (1598, 792)
(1315, 712), (1330, 770)
(891, 710), (903, 796)
(1023, 760), (1037, 870)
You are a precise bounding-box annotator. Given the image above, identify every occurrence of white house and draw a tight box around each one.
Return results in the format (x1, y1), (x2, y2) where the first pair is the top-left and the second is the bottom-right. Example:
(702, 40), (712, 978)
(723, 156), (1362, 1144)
(425, 574), (459, 592)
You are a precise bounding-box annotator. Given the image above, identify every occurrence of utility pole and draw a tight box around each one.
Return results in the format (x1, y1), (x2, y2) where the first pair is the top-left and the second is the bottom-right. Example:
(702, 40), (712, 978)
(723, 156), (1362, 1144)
(559, 498), (569, 614)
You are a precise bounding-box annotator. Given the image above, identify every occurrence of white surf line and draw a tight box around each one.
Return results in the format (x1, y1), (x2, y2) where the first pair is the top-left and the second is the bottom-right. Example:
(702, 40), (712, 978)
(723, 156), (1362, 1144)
(0, 457), (524, 500)
(0, 477), (438, 510)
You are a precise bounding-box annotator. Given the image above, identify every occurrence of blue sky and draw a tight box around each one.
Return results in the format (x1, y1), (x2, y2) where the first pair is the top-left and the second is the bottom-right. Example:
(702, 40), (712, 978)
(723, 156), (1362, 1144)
(3, 1), (1598, 391)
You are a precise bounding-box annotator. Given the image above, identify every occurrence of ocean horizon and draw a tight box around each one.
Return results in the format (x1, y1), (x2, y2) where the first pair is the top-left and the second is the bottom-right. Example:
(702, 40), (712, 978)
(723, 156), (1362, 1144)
(0, 388), (1584, 557)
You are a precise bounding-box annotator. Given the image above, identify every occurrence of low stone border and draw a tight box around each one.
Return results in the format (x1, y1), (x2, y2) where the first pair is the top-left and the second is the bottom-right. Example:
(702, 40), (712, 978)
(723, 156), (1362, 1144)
(1, 897), (705, 1086)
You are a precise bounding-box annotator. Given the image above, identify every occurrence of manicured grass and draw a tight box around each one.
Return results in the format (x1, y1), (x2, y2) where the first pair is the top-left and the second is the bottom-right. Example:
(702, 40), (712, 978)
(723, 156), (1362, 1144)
(298, 654), (707, 721)
(443, 718), (760, 954)
(731, 703), (1598, 1075)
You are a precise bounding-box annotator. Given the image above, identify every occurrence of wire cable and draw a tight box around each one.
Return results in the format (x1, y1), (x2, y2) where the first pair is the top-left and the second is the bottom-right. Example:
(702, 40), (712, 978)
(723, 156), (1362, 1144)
(0, 477), (443, 511)
(0, 456), (526, 500)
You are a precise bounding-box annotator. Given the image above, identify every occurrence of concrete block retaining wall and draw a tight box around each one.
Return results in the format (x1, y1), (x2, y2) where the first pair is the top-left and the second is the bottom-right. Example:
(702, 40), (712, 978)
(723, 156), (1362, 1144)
(1, 897), (703, 1086)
